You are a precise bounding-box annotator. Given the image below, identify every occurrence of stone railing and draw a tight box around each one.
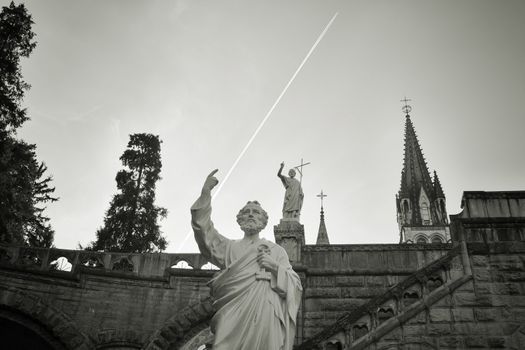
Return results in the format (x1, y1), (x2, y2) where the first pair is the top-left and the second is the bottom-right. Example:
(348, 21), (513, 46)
(0, 245), (220, 279)
(296, 245), (465, 349)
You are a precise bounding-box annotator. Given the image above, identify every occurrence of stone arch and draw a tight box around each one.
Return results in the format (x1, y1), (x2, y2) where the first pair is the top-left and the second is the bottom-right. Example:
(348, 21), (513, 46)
(427, 275), (444, 292)
(179, 327), (213, 350)
(430, 234), (444, 244)
(414, 235), (428, 244)
(144, 297), (214, 350)
(0, 288), (93, 350)
(377, 306), (395, 324)
(402, 290), (420, 306)
(94, 328), (144, 349)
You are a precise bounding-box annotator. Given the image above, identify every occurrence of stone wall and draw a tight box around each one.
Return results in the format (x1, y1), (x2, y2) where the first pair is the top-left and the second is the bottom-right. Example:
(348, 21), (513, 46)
(300, 245), (451, 341)
(0, 246), (216, 349)
(370, 242), (525, 350)
(297, 191), (525, 350)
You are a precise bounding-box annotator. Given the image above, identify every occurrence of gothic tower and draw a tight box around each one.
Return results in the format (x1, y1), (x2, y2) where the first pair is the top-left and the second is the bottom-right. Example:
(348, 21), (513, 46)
(396, 103), (450, 244)
(316, 205), (330, 245)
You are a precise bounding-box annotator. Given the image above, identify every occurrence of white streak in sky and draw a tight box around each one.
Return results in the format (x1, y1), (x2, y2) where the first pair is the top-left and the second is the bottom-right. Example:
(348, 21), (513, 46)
(176, 12), (339, 252)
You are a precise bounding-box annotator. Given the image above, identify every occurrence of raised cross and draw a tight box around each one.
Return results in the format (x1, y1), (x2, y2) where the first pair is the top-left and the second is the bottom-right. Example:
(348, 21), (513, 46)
(400, 96), (412, 115)
(317, 190), (327, 209)
(293, 158), (311, 182)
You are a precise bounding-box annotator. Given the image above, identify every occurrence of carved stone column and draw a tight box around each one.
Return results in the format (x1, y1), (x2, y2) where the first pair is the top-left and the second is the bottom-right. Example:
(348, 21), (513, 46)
(274, 219), (305, 264)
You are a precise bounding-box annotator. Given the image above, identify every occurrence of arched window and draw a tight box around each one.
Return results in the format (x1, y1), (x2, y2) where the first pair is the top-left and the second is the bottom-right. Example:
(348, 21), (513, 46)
(403, 291), (420, 306)
(421, 203), (430, 225)
(416, 236), (427, 244)
(402, 200), (410, 223)
(353, 324), (368, 340)
(377, 307), (395, 323)
(431, 236), (443, 244)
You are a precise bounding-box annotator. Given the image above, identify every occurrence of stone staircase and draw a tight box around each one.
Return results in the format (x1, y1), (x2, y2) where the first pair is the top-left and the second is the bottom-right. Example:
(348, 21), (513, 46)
(296, 245), (471, 349)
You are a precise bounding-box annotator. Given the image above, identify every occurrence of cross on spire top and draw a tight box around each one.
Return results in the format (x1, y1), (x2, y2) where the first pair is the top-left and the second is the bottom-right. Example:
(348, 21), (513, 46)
(400, 96), (412, 115)
(317, 190), (327, 210)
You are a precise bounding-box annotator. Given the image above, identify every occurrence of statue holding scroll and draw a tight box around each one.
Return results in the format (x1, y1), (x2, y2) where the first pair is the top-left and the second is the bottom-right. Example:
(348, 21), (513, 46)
(191, 169), (302, 350)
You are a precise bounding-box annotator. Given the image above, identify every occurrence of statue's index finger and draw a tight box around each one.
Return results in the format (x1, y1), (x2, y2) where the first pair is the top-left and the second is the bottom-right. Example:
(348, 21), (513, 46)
(208, 169), (219, 178)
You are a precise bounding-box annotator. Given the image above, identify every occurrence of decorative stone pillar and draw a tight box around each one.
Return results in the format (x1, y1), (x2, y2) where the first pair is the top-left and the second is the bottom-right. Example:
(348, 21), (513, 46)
(274, 219), (305, 264)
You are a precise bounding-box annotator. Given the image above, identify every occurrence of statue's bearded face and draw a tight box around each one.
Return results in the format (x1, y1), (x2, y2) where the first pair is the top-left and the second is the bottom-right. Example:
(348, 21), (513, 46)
(237, 202), (268, 235)
(288, 169), (296, 178)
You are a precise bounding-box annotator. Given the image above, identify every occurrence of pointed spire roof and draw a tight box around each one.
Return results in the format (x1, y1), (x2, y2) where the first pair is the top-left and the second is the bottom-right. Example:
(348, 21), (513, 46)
(398, 114), (434, 199)
(433, 170), (445, 198)
(316, 206), (330, 245)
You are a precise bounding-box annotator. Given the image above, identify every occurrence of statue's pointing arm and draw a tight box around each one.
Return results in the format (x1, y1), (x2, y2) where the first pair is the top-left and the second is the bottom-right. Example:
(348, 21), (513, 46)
(190, 170), (229, 269)
(278, 162), (287, 188)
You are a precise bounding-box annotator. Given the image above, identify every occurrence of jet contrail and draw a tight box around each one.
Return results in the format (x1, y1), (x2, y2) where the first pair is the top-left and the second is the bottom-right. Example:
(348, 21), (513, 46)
(177, 12), (339, 252)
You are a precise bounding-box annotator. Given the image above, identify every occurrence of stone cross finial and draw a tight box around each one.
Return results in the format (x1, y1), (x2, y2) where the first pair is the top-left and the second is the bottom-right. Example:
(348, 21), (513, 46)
(317, 190), (327, 209)
(401, 96), (412, 115)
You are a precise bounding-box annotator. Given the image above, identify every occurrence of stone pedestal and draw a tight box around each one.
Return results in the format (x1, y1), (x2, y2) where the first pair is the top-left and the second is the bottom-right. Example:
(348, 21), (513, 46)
(274, 219), (305, 264)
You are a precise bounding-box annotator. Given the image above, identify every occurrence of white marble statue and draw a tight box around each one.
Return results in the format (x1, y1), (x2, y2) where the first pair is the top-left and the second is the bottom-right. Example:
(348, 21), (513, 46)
(278, 162), (304, 220)
(191, 169), (302, 350)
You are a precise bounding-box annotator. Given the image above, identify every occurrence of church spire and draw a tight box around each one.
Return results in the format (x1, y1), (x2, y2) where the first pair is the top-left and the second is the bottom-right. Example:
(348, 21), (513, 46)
(316, 190), (329, 245)
(433, 170), (445, 198)
(396, 99), (450, 244)
(399, 113), (434, 200)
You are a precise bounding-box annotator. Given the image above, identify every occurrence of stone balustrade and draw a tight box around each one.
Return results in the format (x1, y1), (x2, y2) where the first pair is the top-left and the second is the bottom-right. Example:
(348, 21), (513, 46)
(0, 245), (218, 278)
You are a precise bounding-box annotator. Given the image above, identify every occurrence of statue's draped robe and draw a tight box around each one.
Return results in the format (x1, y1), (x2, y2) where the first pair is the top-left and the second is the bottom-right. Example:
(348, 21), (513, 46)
(282, 177), (303, 216)
(191, 194), (302, 350)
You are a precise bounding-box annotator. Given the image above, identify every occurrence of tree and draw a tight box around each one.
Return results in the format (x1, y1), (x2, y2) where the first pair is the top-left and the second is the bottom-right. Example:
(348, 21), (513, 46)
(89, 133), (167, 253)
(0, 1), (35, 133)
(0, 2), (57, 247)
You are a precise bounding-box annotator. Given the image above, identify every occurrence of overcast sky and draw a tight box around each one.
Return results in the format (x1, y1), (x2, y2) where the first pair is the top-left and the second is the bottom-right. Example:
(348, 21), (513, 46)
(11, 0), (525, 252)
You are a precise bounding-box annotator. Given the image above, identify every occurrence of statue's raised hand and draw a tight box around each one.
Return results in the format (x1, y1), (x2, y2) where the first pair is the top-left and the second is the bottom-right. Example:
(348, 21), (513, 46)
(202, 169), (219, 195)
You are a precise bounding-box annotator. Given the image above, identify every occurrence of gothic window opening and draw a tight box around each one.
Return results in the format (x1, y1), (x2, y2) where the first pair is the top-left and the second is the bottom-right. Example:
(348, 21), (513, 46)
(421, 202), (431, 225)
(402, 200), (410, 223)
(403, 291), (420, 306)
(353, 324), (368, 340)
(427, 276), (443, 291)
(431, 235), (443, 244)
(377, 307), (395, 324)
(416, 236), (427, 244)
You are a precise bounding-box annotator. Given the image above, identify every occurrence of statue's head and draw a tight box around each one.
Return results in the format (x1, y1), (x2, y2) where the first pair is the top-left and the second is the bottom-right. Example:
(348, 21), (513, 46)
(236, 201), (268, 235)
(288, 169), (296, 178)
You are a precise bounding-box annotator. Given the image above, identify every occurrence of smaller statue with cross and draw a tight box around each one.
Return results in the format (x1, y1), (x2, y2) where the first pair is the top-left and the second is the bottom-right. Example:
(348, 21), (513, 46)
(277, 160), (308, 221)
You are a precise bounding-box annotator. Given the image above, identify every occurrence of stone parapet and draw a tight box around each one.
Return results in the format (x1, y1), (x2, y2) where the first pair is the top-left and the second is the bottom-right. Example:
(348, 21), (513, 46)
(0, 245), (215, 279)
